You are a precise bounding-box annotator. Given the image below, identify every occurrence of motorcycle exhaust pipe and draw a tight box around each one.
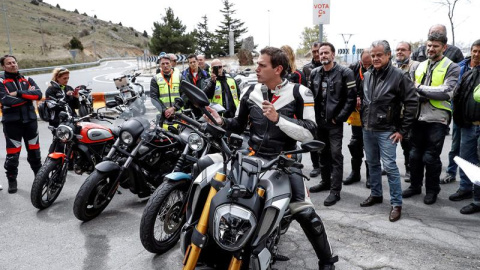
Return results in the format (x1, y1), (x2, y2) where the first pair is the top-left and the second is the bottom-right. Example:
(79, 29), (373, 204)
(182, 172), (226, 270)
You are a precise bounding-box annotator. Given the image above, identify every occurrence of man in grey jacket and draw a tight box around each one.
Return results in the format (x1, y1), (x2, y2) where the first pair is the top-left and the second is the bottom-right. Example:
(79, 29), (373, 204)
(402, 33), (460, 205)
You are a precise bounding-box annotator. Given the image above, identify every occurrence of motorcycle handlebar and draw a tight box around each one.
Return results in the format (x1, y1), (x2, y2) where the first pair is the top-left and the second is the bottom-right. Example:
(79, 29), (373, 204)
(175, 112), (201, 129)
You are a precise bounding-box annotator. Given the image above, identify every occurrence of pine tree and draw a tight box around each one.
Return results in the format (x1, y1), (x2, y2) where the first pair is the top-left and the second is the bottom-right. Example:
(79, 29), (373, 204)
(149, 7), (195, 55)
(194, 15), (214, 57)
(143, 30), (148, 38)
(214, 0), (248, 55)
(296, 25), (328, 56)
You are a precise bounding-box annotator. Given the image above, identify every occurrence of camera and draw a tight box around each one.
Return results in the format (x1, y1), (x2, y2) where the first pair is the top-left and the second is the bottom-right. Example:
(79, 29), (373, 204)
(212, 66), (220, 76)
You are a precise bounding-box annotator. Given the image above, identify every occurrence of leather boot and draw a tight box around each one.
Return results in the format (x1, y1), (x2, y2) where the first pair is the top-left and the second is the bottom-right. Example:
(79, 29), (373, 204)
(294, 208), (338, 269)
(343, 158), (362, 185)
(8, 177), (17, 194)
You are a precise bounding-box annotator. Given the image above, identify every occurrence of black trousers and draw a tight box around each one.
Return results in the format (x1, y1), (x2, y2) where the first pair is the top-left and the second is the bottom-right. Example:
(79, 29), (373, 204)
(3, 120), (42, 179)
(409, 121), (448, 194)
(317, 125), (344, 192)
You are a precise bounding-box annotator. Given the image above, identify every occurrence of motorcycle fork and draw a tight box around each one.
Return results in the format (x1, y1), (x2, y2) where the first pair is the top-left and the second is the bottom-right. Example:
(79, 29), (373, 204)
(106, 143), (142, 198)
(182, 172), (226, 270)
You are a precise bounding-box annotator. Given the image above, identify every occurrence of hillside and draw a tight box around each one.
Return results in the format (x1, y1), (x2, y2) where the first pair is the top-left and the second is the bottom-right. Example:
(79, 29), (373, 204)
(0, 0), (149, 68)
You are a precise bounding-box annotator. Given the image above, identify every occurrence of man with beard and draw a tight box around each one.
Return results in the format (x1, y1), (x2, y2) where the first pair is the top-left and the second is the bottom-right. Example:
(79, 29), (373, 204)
(393, 41), (419, 183)
(303, 42), (323, 178)
(308, 42), (357, 207)
(403, 33), (460, 205)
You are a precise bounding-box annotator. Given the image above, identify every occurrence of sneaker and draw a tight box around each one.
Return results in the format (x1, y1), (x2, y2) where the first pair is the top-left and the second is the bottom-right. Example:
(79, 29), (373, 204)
(324, 192), (340, 206)
(460, 203), (480, 214)
(310, 168), (321, 178)
(440, 174), (456, 184)
(449, 189), (473, 201)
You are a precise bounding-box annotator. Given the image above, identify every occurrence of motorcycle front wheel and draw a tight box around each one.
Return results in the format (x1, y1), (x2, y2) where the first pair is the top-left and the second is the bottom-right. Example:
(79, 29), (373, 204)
(73, 170), (117, 221)
(30, 158), (65, 209)
(140, 180), (189, 254)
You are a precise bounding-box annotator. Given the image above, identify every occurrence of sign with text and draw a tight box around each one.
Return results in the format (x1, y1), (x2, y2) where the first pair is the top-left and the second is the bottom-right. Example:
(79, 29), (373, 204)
(313, 0), (331, 25)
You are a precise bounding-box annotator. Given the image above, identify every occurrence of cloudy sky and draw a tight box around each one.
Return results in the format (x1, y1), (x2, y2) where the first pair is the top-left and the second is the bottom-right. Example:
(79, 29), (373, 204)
(44, 0), (480, 53)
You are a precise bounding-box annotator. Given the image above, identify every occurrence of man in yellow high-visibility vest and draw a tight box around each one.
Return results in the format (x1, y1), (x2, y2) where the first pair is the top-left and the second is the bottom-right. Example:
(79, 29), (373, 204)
(402, 32), (460, 205)
(203, 59), (240, 118)
(150, 55), (183, 119)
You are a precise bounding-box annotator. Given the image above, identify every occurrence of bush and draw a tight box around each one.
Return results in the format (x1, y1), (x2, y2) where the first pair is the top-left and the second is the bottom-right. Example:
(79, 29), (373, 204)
(56, 4), (60, 8)
(30, 0), (39, 5)
(112, 27), (118, 32)
(135, 33), (138, 37)
(69, 37), (84, 51)
(74, 9), (79, 14)
(119, 22), (123, 26)
(143, 30), (148, 38)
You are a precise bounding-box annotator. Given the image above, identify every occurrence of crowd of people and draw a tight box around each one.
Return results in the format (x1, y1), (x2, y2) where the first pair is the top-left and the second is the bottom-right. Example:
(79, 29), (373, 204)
(1, 22), (479, 269)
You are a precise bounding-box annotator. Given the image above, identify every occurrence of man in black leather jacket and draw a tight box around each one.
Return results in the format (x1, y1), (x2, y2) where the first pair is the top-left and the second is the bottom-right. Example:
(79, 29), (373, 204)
(302, 42), (323, 178)
(206, 46), (338, 269)
(359, 41), (418, 222)
(307, 42), (357, 208)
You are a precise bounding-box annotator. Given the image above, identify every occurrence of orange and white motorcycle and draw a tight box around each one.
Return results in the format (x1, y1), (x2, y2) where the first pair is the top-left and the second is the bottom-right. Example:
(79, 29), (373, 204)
(31, 99), (116, 209)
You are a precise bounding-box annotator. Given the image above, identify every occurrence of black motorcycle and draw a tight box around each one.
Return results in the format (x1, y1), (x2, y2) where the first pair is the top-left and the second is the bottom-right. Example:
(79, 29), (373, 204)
(73, 109), (183, 221)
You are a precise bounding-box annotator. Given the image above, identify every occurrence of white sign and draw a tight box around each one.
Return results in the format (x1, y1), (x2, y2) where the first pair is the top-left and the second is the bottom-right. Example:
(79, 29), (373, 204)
(313, 0), (331, 25)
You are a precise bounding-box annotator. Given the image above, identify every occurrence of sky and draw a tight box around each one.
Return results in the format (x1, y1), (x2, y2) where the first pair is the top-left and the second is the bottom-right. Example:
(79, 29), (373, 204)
(43, 0), (480, 54)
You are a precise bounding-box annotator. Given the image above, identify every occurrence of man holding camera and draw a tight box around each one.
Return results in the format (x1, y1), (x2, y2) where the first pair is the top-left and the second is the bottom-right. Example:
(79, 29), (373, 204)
(203, 59), (240, 118)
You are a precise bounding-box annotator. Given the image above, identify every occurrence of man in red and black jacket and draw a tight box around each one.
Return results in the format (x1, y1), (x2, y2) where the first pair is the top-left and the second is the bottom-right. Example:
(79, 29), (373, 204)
(0, 55), (43, 193)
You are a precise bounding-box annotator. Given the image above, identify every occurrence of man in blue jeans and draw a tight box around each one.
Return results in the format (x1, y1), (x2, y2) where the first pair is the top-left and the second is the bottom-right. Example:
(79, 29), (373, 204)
(450, 39), (480, 214)
(359, 40), (418, 222)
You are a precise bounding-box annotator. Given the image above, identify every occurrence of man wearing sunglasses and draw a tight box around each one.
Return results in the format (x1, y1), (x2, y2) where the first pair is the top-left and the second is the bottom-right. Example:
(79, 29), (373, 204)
(203, 59), (240, 118)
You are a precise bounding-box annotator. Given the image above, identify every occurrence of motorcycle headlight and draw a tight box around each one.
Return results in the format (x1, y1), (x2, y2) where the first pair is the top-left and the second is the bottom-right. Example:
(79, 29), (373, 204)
(120, 131), (134, 145)
(56, 125), (73, 142)
(188, 133), (204, 151)
(213, 204), (257, 251)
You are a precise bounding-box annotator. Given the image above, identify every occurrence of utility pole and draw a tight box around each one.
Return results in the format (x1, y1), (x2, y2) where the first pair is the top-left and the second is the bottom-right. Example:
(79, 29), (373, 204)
(340, 33), (353, 63)
(91, 10), (97, 60)
(1, 0), (13, 55)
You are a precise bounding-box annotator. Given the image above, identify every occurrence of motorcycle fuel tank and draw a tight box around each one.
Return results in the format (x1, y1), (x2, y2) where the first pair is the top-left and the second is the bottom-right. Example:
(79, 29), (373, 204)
(78, 122), (114, 143)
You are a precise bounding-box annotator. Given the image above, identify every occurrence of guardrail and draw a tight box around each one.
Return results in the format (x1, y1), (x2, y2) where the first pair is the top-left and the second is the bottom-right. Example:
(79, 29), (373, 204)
(0, 57), (137, 76)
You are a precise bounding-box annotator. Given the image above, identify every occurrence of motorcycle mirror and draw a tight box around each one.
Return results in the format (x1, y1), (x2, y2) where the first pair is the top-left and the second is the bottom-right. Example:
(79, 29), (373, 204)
(180, 81), (210, 107)
(300, 140), (325, 152)
(106, 100), (118, 108)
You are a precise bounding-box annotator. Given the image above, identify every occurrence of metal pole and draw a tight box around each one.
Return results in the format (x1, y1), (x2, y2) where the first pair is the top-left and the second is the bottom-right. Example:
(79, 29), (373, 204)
(2, 0), (13, 55)
(38, 17), (46, 54)
(319, 24), (323, 42)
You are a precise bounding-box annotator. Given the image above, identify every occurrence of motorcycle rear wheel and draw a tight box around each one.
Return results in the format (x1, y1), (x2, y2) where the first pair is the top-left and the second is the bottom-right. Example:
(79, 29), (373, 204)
(140, 180), (188, 254)
(30, 158), (65, 209)
(73, 170), (117, 221)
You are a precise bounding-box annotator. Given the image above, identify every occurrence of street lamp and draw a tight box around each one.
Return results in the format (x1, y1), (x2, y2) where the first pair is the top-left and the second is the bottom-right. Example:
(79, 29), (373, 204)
(1, 0), (13, 55)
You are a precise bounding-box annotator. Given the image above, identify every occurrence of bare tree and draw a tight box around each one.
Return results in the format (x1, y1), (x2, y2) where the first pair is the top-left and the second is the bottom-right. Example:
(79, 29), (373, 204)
(434, 0), (469, 46)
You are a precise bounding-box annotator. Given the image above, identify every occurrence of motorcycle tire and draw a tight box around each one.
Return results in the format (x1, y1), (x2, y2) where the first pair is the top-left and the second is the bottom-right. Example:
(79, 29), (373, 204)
(79, 104), (89, 117)
(140, 180), (189, 254)
(30, 158), (65, 209)
(73, 170), (117, 221)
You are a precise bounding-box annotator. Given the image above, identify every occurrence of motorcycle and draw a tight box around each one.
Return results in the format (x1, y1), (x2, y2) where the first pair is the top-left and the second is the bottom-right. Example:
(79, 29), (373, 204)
(176, 82), (325, 270)
(75, 83), (94, 117)
(31, 98), (116, 210)
(111, 72), (147, 117)
(72, 109), (183, 221)
(139, 98), (226, 254)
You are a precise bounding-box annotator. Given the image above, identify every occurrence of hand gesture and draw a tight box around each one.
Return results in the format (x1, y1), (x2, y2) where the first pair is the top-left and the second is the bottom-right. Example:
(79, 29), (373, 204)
(205, 106), (223, 125)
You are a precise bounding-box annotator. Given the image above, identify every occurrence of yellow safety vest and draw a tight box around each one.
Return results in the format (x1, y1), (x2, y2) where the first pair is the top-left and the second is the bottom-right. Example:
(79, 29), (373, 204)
(415, 57), (453, 112)
(155, 69), (181, 108)
(211, 78), (239, 108)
